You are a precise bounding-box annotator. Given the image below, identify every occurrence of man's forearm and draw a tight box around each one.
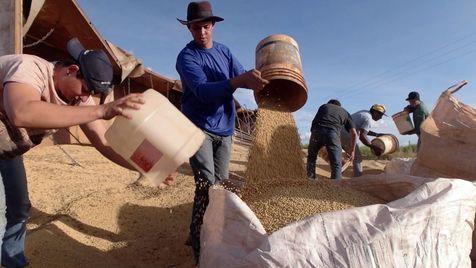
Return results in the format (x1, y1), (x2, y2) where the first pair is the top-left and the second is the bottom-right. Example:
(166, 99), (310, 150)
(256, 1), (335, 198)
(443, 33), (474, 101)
(359, 131), (373, 147)
(367, 130), (379, 137)
(81, 121), (136, 170)
(9, 101), (103, 129)
(97, 145), (136, 170)
(350, 129), (358, 151)
(230, 69), (268, 91)
(360, 137), (372, 147)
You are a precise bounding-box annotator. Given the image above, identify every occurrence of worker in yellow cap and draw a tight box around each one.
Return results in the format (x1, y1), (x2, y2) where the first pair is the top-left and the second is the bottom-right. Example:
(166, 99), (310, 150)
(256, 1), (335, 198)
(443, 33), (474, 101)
(341, 104), (387, 177)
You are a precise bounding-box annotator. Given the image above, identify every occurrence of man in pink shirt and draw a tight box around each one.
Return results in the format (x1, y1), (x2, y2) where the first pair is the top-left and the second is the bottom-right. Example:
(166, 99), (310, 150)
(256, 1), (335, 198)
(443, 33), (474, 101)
(0, 38), (148, 267)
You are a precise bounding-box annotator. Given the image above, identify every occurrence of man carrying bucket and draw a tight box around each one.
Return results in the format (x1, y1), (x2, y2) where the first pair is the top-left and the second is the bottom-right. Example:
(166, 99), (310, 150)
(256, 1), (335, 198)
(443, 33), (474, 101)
(176, 1), (268, 262)
(402, 91), (429, 149)
(307, 99), (358, 181)
(0, 38), (153, 267)
(341, 104), (387, 177)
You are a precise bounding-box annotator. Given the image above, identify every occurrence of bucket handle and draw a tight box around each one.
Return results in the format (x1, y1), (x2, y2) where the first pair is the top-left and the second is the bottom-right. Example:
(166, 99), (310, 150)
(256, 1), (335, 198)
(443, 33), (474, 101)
(446, 80), (468, 95)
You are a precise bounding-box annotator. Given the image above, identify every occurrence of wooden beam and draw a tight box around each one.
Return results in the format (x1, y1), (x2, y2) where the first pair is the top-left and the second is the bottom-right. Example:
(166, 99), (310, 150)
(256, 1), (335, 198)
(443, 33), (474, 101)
(24, 0), (122, 71)
(0, 0), (22, 55)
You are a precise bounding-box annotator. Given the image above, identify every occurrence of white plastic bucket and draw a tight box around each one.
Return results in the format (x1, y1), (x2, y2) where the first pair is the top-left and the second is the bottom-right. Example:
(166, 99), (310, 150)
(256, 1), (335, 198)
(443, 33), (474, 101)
(392, 111), (414, 134)
(105, 89), (205, 186)
(371, 134), (399, 156)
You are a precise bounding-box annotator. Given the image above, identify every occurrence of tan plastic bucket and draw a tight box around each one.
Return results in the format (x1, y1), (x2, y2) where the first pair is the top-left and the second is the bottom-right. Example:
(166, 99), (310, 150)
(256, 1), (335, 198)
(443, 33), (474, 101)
(105, 89), (205, 186)
(392, 111), (414, 134)
(371, 134), (399, 156)
(255, 34), (308, 112)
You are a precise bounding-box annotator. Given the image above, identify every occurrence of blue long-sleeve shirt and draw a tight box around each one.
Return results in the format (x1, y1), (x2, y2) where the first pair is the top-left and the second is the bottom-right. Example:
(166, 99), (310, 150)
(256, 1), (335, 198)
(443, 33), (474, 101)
(176, 41), (245, 136)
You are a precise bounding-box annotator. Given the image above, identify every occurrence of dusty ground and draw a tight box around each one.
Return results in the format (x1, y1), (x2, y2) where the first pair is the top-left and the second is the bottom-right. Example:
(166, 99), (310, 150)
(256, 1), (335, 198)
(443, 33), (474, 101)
(23, 143), (385, 267)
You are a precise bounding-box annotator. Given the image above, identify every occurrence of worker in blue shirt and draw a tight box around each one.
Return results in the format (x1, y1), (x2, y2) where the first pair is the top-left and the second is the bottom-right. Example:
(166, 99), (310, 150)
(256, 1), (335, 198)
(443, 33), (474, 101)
(176, 1), (268, 262)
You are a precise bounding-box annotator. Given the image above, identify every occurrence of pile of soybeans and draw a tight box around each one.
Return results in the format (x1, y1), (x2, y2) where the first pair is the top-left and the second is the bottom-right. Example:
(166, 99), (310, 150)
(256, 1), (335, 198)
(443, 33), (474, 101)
(242, 108), (382, 233)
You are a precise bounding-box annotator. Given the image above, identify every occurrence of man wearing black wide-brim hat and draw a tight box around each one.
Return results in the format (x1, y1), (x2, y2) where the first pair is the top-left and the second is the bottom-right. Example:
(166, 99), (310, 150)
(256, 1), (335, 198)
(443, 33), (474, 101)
(176, 1), (268, 262)
(402, 91), (429, 149)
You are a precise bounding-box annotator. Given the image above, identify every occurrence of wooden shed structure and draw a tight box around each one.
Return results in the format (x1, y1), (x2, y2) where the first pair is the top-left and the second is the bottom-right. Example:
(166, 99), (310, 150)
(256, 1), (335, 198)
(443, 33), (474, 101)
(1, 0), (255, 147)
(0, 0), (183, 145)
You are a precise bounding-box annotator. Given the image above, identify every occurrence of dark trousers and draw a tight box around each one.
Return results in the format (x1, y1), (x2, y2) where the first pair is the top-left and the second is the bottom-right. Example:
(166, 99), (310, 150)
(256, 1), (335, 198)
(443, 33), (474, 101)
(306, 128), (343, 180)
(417, 134), (422, 151)
(187, 131), (231, 262)
(1, 156), (30, 268)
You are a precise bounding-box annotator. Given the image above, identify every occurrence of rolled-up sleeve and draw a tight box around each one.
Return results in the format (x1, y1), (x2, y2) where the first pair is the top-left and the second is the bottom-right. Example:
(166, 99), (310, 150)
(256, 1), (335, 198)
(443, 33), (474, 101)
(3, 60), (45, 95)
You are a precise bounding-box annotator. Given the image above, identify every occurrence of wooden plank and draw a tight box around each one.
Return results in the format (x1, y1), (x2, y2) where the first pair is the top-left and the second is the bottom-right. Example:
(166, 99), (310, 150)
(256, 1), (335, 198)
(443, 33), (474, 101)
(0, 0), (22, 55)
(22, 0), (180, 93)
(23, 0), (121, 71)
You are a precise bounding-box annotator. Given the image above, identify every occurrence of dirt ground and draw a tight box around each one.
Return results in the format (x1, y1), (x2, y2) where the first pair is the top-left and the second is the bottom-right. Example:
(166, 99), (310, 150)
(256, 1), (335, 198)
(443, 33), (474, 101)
(22, 143), (385, 267)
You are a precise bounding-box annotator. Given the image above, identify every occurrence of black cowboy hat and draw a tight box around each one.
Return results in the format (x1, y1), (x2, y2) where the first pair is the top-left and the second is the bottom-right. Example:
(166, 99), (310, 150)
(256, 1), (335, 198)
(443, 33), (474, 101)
(177, 1), (224, 25)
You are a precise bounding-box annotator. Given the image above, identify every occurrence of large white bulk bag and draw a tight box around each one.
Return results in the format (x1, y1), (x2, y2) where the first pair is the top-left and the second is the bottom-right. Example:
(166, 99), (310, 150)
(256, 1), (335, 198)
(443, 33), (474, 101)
(201, 179), (476, 267)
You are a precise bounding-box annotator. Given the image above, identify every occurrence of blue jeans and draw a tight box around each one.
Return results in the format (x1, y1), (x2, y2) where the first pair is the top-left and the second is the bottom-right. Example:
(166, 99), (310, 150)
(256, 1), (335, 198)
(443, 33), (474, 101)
(306, 128), (343, 180)
(0, 156), (30, 267)
(187, 131), (231, 261)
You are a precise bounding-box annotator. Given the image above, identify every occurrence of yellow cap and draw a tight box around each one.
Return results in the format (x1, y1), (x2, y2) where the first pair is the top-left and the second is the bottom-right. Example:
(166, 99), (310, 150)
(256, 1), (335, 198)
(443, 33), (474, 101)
(371, 104), (387, 115)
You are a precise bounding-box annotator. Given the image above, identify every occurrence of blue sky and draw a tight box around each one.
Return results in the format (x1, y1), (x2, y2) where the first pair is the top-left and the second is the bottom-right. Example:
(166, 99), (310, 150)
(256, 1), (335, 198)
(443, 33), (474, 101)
(77, 0), (476, 145)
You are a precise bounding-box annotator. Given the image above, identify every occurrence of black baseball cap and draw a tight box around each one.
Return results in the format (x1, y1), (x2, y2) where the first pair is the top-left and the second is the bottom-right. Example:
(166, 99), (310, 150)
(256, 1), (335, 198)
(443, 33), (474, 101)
(406, 91), (420, 101)
(66, 38), (113, 104)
